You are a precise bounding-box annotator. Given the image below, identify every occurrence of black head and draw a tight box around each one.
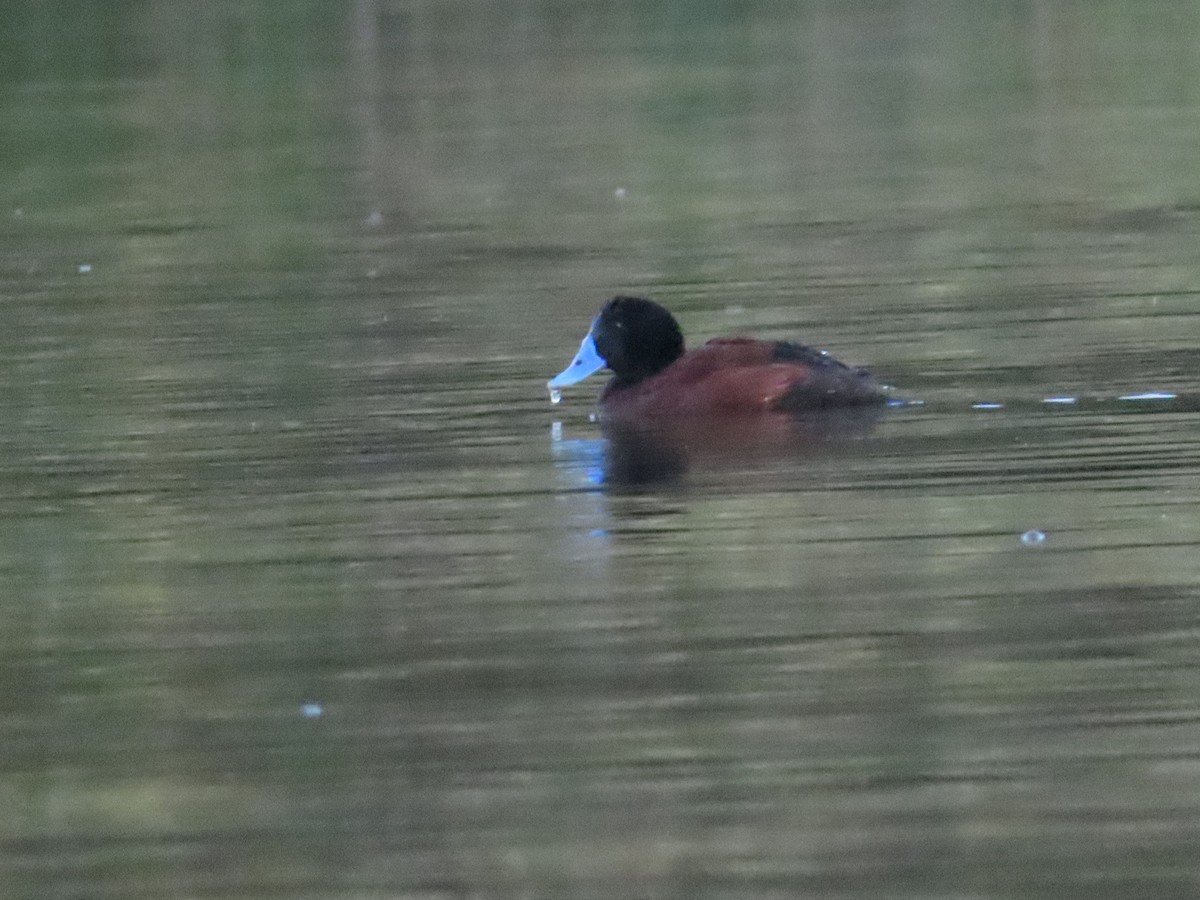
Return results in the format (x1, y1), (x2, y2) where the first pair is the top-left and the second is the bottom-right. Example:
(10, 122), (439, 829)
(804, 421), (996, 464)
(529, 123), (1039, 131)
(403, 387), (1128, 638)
(592, 296), (685, 385)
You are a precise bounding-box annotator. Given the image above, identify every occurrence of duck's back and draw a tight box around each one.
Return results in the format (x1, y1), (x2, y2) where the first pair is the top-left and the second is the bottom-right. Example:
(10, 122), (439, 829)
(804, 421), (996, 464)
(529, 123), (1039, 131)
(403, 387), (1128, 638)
(599, 337), (884, 418)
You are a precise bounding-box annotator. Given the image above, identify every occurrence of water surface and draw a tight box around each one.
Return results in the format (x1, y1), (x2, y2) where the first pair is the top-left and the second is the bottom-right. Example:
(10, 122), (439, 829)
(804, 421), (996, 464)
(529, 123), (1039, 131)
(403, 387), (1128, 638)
(3, 3), (1200, 898)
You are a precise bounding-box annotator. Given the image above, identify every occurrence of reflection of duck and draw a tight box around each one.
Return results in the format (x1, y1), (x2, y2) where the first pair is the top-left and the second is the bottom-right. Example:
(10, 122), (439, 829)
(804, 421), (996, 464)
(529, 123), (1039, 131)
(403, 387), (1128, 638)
(599, 406), (886, 487)
(549, 296), (887, 419)
(550, 406), (886, 489)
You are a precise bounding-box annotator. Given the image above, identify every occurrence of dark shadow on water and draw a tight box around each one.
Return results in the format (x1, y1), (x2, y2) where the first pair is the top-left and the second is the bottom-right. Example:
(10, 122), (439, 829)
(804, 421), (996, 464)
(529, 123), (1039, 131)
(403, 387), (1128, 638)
(552, 407), (887, 491)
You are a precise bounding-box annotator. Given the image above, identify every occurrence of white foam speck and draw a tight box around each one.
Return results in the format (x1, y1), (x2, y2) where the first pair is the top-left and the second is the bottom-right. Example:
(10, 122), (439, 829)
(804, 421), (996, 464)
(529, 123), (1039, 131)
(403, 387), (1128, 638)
(1118, 391), (1176, 401)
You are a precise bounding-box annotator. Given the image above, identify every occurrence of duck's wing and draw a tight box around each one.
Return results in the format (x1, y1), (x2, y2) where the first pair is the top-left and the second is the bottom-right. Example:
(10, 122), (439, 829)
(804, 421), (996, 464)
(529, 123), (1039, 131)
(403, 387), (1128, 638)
(701, 338), (883, 410)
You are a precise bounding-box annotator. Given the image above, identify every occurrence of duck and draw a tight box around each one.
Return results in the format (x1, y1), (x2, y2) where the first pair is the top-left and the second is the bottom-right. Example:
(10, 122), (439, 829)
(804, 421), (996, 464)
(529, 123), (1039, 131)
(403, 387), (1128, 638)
(548, 296), (885, 419)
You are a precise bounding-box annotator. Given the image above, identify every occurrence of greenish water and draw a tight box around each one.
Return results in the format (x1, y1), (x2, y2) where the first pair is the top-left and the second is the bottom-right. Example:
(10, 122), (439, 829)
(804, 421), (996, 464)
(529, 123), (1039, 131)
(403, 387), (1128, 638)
(3, 3), (1200, 898)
